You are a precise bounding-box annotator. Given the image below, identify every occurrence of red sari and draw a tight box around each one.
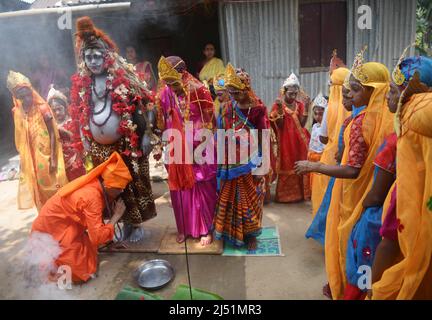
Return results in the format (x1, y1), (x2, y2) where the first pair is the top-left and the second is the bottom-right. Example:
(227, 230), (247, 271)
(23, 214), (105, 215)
(270, 100), (310, 203)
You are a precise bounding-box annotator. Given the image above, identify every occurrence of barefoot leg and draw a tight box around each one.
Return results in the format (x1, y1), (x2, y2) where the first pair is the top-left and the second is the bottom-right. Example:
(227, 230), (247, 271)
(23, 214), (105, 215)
(176, 233), (186, 244)
(247, 237), (258, 251)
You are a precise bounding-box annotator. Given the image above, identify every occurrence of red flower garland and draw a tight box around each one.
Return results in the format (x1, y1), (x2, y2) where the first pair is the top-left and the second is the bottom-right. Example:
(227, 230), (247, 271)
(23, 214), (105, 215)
(69, 54), (152, 158)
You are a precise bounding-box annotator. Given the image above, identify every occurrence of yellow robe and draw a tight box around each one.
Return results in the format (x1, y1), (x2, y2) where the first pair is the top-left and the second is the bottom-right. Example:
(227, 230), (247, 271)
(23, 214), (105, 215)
(13, 87), (68, 211)
(373, 92), (432, 299)
(325, 62), (393, 299)
(311, 68), (350, 216)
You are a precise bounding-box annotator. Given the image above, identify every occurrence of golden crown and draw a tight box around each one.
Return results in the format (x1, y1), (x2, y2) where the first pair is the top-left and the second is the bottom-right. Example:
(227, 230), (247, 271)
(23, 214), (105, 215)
(7, 70), (31, 92)
(351, 45), (368, 83)
(213, 74), (225, 91)
(392, 43), (415, 86)
(157, 56), (182, 83)
(224, 63), (245, 90)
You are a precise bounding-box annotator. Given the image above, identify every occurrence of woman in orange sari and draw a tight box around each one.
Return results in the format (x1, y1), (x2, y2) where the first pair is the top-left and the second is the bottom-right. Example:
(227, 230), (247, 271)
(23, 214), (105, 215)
(295, 49), (393, 299)
(6, 71), (68, 211)
(372, 55), (432, 300)
(311, 66), (351, 216)
(269, 73), (310, 203)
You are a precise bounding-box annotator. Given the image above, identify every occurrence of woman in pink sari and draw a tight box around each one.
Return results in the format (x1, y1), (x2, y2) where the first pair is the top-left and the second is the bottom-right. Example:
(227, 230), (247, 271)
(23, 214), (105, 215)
(156, 56), (217, 246)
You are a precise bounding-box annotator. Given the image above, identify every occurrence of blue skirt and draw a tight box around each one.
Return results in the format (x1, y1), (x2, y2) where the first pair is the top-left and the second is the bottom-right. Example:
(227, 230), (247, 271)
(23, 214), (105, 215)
(305, 177), (336, 246)
(345, 205), (383, 287)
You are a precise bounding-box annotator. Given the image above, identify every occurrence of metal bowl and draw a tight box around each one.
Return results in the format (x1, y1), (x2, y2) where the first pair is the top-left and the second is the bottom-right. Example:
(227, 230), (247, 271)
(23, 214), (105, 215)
(133, 259), (175, 290)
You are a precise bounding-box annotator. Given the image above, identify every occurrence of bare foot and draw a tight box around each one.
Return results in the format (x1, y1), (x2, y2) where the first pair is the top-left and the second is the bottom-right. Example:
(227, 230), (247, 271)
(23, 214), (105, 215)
(176, 233), (186, 243)
(323, 283), (333, 299)
(247, 237), (258, 251)
(127, 227), (145, 243)
(200, 234), (213, 246)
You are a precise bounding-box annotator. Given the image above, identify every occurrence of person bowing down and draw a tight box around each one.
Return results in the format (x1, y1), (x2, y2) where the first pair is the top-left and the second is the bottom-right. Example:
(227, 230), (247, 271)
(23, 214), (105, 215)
(31, 152), (132, 283)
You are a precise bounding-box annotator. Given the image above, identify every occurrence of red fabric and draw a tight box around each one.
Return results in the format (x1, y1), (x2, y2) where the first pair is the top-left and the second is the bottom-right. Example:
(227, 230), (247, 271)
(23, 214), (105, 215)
(347, 113), (368, 168)
(31, 179), (114, 282)
(270, 100), (309, 173)
(374, 133), (397, 174)
(343, 283), (367, 300)
(380, 185), (398, 241)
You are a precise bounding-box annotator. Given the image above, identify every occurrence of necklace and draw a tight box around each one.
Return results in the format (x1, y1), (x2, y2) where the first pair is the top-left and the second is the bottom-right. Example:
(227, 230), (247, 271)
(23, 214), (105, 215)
(232, 101), (252, 133)
(91, 77), (109, 100)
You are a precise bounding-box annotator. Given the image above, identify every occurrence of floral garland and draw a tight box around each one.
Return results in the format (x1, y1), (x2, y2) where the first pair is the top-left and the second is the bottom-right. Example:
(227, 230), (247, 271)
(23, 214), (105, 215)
(69, 51), (153, 162)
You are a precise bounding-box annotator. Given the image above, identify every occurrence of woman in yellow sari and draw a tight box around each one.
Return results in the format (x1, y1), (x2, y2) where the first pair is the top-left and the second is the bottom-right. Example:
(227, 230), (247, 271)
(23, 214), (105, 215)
(295, 49), (393, 299)
(311, 66), (350, 216)
(198, 43), (225, 87)
(372, 55), (432, 300)
(7, 71), (67, 211)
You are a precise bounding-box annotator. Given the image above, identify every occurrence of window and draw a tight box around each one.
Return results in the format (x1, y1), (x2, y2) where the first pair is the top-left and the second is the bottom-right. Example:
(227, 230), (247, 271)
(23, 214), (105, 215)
(299, 0), (347, 73)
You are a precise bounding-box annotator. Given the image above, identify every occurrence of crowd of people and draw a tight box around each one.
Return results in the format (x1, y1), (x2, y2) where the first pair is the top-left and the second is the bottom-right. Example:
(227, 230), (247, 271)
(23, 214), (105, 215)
(5, 16), (432, 300)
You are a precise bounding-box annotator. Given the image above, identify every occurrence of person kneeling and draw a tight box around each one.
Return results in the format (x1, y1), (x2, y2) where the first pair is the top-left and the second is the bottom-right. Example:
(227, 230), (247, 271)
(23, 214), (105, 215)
(31, 151), (132, 283)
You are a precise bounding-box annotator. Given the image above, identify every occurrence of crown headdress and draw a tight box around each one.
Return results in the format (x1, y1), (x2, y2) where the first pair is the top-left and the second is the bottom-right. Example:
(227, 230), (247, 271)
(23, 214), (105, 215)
(7, 70), (31, 92)
(313, 92), (328, 108)
(283, 72), (300, 88)
(225, 63), (246, 90)
(158, 56), (182, 83)
(392, 43), (416, 86)
(351, 45), (368, 83)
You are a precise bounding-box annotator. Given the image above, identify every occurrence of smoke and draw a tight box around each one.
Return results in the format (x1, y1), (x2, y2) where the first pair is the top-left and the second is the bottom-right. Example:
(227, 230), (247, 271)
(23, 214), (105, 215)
(9, 231), (75, 300)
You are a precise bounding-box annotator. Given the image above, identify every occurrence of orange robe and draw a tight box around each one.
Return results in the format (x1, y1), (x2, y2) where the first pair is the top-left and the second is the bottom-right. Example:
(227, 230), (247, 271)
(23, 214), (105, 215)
(31, 179), (114, 282)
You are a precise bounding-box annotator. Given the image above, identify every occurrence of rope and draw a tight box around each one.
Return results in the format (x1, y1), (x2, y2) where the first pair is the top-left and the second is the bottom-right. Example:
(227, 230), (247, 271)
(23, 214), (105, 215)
(178, 190), (193, 300)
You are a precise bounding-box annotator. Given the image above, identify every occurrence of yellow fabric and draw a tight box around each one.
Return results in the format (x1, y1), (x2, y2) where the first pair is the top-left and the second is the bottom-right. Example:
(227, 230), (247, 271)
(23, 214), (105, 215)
(325, 62), (393, 299)
(12, 85), (68, 211)
(199, 57), (225, 83)
(58, 151), (132, 197)
(381, 182), (396, 224)
(311, 67), (350, 216)
(373, 92), (432, 300)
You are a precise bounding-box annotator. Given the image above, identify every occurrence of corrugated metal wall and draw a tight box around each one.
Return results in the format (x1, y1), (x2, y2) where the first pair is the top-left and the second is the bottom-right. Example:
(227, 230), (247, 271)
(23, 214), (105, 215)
(219, 0), (299, 107)
(219, 0), (417, 107)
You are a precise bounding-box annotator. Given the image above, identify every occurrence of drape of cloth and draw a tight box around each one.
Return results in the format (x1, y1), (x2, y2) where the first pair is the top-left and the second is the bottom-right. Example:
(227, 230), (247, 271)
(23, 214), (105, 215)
(157, 73), (217, 237)
(214, 99), (269, 246)
(325, 62), (393, 299)
(31, 179), (113, 282)
(12, 86), (68, 211)
(305, 116), (352, 244)
(59, 119), (86, 181)
(270, 100), (310, 203)
(308, 151), (322, 197)
(312, 68), (350, 215)
(198, 57), (225, 83)
(373, 93), (432, 300)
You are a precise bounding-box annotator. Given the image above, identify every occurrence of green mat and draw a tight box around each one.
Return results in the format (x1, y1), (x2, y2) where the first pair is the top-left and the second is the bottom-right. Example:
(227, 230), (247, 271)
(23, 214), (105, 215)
(222, 226), (283, 256)
(171, 285), (224, 300)
(115, 285), (163, 300)
(115, 285), (223, 300)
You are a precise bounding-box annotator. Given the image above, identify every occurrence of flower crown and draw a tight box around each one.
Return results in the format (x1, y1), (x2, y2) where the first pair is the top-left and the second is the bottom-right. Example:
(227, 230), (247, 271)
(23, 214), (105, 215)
(7, 70), (31, 92)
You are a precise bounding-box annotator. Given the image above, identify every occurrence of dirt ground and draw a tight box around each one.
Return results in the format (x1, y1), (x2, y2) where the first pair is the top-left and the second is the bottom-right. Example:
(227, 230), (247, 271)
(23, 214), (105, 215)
(0, 160), (327, 300)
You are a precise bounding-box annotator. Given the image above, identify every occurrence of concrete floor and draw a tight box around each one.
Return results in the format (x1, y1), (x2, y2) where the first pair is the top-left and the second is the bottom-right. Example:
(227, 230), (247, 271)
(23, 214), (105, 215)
(0, 167), (327, 300)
